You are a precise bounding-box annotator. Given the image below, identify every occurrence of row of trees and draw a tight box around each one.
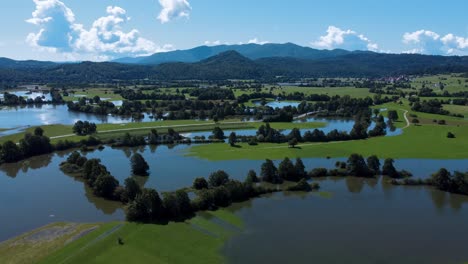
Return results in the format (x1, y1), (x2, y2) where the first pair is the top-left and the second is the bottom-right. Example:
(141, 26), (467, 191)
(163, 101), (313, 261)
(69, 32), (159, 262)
(61, 152), (151, 200)
(0, 89), (63, 106)
(309, 154), (412, 179)
(391, 169), (468, 196)
(126, 163), (321, 223)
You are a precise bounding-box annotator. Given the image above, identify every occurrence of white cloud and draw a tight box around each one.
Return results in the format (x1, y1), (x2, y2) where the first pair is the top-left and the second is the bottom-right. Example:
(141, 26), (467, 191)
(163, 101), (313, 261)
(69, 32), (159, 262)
(247, 38), (269, 45)
(26, 1), (172, 61)
(204, 40), (221, 46)
(402, 30), (468, 55)
(26, 0), (76, 51)
(157, 0), (191, 24)
(311, 26), (378, 51)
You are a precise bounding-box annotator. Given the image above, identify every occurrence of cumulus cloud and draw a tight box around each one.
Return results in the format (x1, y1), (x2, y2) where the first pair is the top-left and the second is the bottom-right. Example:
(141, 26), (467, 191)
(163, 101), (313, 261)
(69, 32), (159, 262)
(311, 26), (378, 51)
(26, 0), (171, 60)
(403, 30), (468, 55)
(157, 0), (191, 24)
(26, 0), (76, 51)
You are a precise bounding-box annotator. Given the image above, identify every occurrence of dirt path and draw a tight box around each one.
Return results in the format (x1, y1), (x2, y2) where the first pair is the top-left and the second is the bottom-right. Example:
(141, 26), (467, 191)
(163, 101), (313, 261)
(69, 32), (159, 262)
(401, 110), (410, 129)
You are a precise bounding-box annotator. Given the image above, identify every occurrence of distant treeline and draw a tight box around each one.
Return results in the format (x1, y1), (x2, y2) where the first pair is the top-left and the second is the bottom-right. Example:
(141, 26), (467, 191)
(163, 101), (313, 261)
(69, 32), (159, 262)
(1, 52), (468, 83)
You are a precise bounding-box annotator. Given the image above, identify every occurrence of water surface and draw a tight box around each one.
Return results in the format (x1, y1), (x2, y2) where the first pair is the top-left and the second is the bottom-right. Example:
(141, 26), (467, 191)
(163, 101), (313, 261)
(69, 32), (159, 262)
(0, 144), (466, 241)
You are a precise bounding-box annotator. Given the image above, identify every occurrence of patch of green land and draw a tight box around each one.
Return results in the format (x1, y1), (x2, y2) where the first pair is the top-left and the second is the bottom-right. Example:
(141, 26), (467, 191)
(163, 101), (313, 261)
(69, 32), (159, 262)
(2, 209), (242, 264)
(187, 124), (468, 160)
(0, 120), (325, 144)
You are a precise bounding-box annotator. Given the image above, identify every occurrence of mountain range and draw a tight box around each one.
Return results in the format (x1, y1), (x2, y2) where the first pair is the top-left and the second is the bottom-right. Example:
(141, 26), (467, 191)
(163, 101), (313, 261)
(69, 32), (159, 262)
(113, 43), (357, 65)
(1, 43), (468, 83)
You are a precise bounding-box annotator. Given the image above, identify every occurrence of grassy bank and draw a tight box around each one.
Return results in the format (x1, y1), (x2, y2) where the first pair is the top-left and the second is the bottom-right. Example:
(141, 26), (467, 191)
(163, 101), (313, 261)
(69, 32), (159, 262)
(187, 124), (468, 160)
(0, 120), (325, 144)
(1, 210), (242, 264)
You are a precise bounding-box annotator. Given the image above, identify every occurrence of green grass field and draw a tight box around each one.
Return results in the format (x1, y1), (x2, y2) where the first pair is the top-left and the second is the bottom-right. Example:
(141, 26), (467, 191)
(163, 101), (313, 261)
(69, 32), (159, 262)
(187, 124), (468, 160)
(0, 209), (242, 264)
(411, 74), (468, 94)
(233, 86), (372, 99)
(442, 104), (468, 116)
(63, 88), (123, 102)
(0, 222), (101, 264)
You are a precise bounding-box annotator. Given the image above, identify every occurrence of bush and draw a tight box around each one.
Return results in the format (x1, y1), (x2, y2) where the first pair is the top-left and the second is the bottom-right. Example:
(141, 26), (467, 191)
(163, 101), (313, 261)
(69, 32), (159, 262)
(447, 132), (456, 138)
(438, 120), (446, 125)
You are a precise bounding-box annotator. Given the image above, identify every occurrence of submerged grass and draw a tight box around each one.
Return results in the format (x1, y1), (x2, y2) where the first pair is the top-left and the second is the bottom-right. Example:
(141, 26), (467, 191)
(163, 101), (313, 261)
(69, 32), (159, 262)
(9, 209), (243, 264)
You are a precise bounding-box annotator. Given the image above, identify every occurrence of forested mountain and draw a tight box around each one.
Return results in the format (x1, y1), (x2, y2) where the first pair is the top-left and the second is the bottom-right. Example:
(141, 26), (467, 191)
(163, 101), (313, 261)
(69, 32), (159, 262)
(114, 43), (353, 64)
(0, 57), (56, 69)
(1, 50), (468, 84)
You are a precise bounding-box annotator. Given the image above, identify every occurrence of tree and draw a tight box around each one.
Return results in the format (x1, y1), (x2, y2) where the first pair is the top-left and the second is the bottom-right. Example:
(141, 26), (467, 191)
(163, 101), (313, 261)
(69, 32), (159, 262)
(212, 186), (231, 207)
(382, 158), (399, 178)
(245, 170), (259, 183)
(126, 188), (164, 222)
(373, 108), (380, 117)
(346, 153), (372, 177)
(447, 132), (455, 138)
(212, 127), (224, 140)
(261, 159), (281, 183)
(193, 177), (209, 190)
(278, 157), (296, 181)
(288, 128), (302, 142)
(288, 138), (298, 148)
(131, 153), (149, 176)
(163, 190), (193, 220)
(73, 120), (97, 136)
(0, 141), (22, 163)
(366, 155), (380, 175)
(431, 168), (451, 191)
(294, 158), (307, 180)
(125, 177), (142, 201)
(141, 189), (164, 222)
(228, 132), (237, 146)
(388, 110), (399, 121)
(34, 127), (44, 136)
(411, 118), (419, 125)
(83, 159), (108, 184)
(148, 129), (159, 145)
(93, 174), (119, 199)
(208, 170), (230, 187)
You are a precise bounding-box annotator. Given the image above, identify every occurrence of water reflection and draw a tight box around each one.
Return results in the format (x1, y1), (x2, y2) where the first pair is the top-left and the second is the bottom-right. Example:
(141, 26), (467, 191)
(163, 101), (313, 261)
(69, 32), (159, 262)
(224, 185), (468, 264)
(0, 145), (467, 243)
(0, 104), (159, 136)
(83, 184), (122, 215)
(0, 153), (53, 178)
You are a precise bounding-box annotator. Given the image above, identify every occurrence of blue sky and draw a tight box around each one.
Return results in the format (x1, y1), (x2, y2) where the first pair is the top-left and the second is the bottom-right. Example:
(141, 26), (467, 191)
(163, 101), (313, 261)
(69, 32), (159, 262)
(1, 0), (467, 61)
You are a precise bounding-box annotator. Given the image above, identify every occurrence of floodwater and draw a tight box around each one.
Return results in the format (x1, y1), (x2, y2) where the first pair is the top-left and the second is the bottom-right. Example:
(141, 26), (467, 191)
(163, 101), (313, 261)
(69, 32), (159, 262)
(182, 117), (402, 139)
(0, 103), (150, 136)
(253, 100), (301, 108)
(0, 144), (466, 242)
(224, 179), (468, 264)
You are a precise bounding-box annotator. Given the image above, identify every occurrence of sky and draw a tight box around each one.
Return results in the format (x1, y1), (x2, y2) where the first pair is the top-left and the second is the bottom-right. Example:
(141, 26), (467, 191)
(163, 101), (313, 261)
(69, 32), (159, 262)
(0, 0), (467, 61)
